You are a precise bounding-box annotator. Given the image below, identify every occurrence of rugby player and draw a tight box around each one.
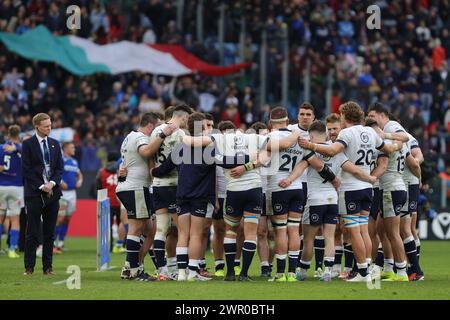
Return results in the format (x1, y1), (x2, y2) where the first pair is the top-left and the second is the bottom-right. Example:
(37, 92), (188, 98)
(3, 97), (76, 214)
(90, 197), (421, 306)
(151, 105), (192, 280)
(54, 142), (83, 252)
(300, 101), (402, 282)
(0, 125), (24, 258)
(401, 132), (425, 280)
(117, 112), (174, 281)
(288, 120), (376, 281)
(287, 102), (324, 274)
(152, 112), (214, 281)
(182, 123), (276, 281)
(363, 118), (388, 279)
(367, 104), (421, 281)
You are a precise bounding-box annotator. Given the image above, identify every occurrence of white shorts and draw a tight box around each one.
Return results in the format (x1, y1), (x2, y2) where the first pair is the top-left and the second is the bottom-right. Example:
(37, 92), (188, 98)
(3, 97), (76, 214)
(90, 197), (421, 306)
(59, 190), (77, 216)
(0, 186), (24, 216)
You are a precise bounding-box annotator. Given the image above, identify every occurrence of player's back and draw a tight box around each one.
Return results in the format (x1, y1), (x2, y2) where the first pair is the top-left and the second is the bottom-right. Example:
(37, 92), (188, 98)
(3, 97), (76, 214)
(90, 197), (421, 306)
(307, 141), (347, 205)
(62, 156), (79, 190)
(287, 124), (309, 183)
(151, 123), (185, 187)
(116, 131), (151, 191)
(379, 140), (407, 191)
(266, 129), (305, 192)
(100, 165), (120, 207)
(212, 131), (267, 191)
(0, 142), (23, 186)
(337, 125), (383, 191)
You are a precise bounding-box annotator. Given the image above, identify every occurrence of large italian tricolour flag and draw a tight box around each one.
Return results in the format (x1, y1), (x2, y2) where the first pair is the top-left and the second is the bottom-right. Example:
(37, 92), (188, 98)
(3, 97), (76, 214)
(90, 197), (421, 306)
(0, 25), (250, 76)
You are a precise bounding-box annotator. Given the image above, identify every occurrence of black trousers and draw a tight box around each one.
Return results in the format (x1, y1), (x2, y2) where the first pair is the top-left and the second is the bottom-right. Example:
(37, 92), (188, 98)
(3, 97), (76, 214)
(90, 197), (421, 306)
(19, 207), (27, 252)
(24, 196), (59, 271)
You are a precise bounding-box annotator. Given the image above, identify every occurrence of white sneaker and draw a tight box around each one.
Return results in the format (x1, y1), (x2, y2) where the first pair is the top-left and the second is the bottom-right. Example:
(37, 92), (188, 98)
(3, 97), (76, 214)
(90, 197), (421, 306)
(36, 245), (43, 258)
(177, 269), (187, 281)
(331, 265), (341, 278)
(346, 273), (372, 282)
(314, 267), (323, 278)
(187, 272), (212, 281)
(120, 262), (131, 279)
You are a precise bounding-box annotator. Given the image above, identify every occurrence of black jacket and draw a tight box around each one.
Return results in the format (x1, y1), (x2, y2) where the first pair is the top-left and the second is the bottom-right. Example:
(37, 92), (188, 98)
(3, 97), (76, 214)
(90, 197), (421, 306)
(22, 135), (64, 198)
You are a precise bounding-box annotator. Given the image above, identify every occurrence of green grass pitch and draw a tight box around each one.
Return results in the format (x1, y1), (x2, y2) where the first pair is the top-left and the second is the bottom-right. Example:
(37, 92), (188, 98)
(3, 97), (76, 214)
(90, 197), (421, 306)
(1, 238), (449, 300)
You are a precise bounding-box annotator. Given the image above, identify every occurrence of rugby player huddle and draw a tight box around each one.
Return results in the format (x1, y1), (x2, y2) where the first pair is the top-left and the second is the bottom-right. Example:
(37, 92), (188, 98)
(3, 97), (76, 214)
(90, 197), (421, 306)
(117, 101), (424, 283)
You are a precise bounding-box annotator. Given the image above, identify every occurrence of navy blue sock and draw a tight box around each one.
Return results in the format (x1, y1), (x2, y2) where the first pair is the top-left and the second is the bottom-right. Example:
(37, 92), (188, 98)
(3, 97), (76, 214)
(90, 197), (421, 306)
(224, 238), (237, 276)
(298, 259), (311, 270)
(153, 239), (166, 269)
(314, 236), (325, 270)
(334, 246), (343, 265)
(176, 247), (188, 270)
(241, 241), (256, 277)
(126, 235), (141, 269)
(404, 237), (421, 274)
(343, 243), (354, 270)
(375, 244), (384, 267)
(357, 262), (368, 277)
(215, 260), (225, 271)
(276, 254), (286, 274)
(288, 250), (299, 273)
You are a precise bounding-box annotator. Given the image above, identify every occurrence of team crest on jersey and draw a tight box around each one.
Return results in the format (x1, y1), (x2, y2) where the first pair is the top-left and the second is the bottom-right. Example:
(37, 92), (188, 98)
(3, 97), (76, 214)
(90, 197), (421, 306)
(347, 202), (356, 211)
(226, 205), (234, 214)
(311, 213), (319, 223)
(321, 155), (331, 162)
(360, 132), (370, 143)
(234, 136), (243, 145)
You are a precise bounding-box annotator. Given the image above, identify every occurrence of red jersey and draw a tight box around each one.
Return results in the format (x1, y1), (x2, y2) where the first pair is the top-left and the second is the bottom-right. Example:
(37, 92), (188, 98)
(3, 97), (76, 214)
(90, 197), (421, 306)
(99, 168), (120, 207)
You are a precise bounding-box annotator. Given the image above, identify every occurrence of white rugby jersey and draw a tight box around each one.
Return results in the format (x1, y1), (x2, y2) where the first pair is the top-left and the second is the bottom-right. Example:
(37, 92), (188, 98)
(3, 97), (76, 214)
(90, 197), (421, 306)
(266, 129), (313, 193)
(150, 123), (186, 187)
(336, 125), (384, 192)
(383, 120), (406, 134)
(379, 140), (408, 191)
(216, 166), (226, 198)
(369, 149), (387, 188)
(116, 131), (151, 192)
(287, 123), (309, 183)
(307, 141), (348, 206)
(211, 131), (268, 192)
(403, 133), (420, 185)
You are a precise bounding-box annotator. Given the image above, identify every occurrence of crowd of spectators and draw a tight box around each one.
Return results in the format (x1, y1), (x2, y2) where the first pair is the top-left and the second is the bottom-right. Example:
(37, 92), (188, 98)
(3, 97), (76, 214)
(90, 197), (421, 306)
(0, 0), (449, 179)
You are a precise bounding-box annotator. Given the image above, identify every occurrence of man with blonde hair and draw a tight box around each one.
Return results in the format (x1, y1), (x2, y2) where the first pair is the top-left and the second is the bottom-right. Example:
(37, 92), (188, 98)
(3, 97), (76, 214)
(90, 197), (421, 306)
(22, 113), (64, 275)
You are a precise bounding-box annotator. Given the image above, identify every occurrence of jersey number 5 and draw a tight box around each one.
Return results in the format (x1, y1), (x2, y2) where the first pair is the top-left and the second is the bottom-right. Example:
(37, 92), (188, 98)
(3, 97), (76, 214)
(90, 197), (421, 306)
(3, 155), (11, 171)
